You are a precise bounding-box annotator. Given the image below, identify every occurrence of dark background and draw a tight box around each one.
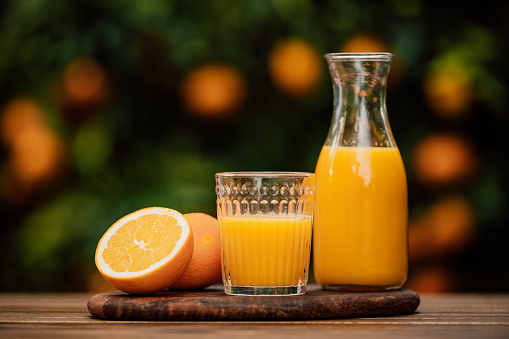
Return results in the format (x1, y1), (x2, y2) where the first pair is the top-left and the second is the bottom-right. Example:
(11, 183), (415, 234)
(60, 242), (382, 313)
(1, 0), (508, 293)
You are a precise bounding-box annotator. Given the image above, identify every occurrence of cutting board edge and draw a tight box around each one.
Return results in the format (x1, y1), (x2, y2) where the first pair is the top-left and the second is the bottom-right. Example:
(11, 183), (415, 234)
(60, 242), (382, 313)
(88, 287), (420, 321)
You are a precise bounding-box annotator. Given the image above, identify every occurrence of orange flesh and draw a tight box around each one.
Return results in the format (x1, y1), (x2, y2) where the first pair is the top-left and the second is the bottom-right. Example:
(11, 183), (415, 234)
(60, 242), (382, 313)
(102, 214), (182, 272)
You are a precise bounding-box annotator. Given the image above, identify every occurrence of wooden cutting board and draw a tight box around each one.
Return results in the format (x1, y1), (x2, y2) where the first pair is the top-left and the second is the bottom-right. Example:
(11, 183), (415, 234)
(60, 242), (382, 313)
(88, 285), (420, 321)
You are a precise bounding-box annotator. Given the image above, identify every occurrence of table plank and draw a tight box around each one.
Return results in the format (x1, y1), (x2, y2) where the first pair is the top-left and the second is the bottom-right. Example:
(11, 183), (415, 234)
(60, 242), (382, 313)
(1, 291), (508, 338)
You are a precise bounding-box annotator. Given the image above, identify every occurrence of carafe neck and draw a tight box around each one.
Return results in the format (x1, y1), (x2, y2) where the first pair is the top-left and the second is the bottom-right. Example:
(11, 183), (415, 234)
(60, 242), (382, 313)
(324, 53), (396, 148)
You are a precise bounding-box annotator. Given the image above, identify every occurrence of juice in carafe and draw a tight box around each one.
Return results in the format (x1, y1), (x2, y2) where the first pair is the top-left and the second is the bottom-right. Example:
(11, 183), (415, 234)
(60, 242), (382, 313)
(313, 146), (407, 289)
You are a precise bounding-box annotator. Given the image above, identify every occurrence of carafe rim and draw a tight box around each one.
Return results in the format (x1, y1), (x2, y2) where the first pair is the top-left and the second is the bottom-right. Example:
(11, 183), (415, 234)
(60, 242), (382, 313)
(324, 52), (394, 61)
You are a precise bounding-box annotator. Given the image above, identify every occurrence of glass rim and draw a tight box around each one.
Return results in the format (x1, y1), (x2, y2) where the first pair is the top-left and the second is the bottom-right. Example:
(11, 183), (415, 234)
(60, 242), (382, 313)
(324, 52), (394, 61)
(216, 171), (315, 178)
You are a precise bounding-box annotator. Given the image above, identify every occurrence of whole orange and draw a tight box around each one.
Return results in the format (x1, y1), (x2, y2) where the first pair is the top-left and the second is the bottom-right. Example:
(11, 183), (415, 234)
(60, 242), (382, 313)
(169, 213), (222, 290)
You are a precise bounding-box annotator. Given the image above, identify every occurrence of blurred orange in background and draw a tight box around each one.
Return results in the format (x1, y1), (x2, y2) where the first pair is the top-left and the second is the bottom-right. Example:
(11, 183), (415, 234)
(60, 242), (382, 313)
(409, 195), (476, 260)
(181, 64), (246, 120)
(53, 57), (111, 125)
(1, 98), (45, 146)
(412, 133), (478, 186)
(268, 38), (322, 98)
(406, 265), (458, 294)
(1, 98), (67, 206)
(407, 195), (476, 293)
(424, 66), (474, 119)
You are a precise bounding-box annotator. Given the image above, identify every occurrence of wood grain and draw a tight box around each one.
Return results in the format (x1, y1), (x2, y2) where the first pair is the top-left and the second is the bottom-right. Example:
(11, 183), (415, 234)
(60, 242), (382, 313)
(2, 291), (509, 338)
(87, 286), (420, 320)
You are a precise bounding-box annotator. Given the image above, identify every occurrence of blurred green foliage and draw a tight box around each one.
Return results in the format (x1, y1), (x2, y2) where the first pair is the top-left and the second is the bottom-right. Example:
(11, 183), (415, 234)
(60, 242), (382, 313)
(0, 0), (508, 292)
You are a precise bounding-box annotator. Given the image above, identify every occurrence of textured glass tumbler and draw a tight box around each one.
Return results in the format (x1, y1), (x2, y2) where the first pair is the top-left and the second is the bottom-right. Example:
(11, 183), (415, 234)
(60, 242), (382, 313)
(215, 172), (315, 296)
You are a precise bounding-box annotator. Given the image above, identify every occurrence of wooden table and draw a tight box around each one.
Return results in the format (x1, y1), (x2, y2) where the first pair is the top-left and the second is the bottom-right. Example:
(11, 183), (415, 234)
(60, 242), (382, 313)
(1, 289), (508, 338)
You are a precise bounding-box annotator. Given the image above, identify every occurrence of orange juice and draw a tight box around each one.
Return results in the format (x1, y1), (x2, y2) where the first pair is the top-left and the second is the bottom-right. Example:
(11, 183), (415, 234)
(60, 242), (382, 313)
(219, 216), (312, 287)
(313, 146), (408, 289)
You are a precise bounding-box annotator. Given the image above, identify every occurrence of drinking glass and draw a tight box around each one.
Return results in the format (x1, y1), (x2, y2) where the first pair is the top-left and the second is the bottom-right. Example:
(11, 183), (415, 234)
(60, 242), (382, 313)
(215, 172), (315, 296)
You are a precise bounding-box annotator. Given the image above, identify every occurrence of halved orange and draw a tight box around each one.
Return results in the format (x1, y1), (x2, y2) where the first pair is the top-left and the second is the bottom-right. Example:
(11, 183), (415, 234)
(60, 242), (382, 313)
(95, 207), (194, 294)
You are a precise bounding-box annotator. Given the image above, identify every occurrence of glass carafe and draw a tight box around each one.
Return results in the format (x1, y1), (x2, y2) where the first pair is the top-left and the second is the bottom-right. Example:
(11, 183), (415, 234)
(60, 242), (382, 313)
(313, 53), (408, 291)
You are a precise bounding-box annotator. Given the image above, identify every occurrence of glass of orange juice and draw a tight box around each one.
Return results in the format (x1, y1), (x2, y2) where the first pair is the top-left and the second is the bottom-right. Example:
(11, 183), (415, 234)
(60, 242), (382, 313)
(215, 172), (315, 296)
